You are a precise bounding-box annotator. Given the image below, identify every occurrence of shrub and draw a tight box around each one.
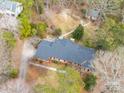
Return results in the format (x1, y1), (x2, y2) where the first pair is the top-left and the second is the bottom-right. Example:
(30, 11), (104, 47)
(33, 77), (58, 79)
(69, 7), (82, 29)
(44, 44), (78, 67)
(2, 32), (16, 49)
(83, 38), (95, 48)
(36, 23), (47, 38)
(95, 39), (110, 50)
(31, 22), (48, 38)
(9, 68), (19, 78)
(83, 74), (97, 91)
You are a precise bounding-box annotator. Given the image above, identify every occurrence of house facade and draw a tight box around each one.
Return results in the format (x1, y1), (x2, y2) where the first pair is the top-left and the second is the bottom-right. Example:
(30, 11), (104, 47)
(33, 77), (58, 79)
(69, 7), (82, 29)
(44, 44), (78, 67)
(0, 0), (23, 17)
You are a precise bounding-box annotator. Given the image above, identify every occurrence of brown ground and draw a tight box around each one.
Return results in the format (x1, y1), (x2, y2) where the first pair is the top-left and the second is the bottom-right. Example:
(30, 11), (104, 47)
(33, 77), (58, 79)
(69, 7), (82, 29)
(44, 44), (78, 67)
(11, 38), (24, 68)
(11, 39), (49, 86)
(26, 65), (48, 84)
(26, 62), (62, 84)
(45, 9), (80, 34)
(26, 62), (62, 89)
(92, 79), (105, 93)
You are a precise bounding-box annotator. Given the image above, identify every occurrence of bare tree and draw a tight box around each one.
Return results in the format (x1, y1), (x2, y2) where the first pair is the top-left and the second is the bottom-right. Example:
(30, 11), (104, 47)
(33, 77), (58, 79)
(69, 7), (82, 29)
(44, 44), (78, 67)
(58, 0), (84, 10)
(0, 31), (11, 83)
(93, 48), (124, 93)
(0, 15), (19, 37)
(89, 0), (121, 21)
(43, 0), (83, 10)
(0, 79), (31, 93)
(33, 0), (44, 14)
(0, 15), (19, 83)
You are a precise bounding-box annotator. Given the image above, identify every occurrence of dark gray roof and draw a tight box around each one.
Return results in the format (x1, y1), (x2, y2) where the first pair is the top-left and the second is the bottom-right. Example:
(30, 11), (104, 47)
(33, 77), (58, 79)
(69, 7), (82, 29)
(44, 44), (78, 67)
(35, 39), (95, 68)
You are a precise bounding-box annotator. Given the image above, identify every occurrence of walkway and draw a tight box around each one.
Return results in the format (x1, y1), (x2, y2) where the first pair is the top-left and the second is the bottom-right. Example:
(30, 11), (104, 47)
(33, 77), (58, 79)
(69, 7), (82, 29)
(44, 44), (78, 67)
(59, 21), (90, 39)
(30, 62), (66, 74)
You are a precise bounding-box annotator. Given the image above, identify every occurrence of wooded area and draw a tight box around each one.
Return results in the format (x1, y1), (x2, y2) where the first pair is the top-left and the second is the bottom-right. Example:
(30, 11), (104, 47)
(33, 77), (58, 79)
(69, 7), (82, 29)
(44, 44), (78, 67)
(0, 0), (124, 93)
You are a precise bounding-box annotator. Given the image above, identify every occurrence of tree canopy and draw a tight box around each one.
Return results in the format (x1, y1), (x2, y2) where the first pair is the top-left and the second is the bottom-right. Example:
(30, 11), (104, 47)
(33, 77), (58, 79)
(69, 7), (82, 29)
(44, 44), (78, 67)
(72, 24), (84, 41)
(95, 18), (124, 50)
(20, 16), (36, 39)
(83, 74), (97, 91)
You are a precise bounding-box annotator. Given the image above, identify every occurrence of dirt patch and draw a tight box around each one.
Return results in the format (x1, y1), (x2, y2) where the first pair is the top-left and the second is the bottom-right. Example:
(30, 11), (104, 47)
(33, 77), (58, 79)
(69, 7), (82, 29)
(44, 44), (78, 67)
(26, 65), (48, 84)
(11, 38), (24, 68)
(26, 62), (60, 89)
(92, 79), (105, 93)
(45, 9), (80, 34)
(35, 70), (59, 89)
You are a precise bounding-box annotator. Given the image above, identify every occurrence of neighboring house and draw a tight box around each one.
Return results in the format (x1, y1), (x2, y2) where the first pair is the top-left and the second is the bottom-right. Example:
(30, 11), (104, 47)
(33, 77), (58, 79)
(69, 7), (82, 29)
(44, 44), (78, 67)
(0, 0), (23, 17)
(87, 9), (100, 21)
(35, 39), (95, 70)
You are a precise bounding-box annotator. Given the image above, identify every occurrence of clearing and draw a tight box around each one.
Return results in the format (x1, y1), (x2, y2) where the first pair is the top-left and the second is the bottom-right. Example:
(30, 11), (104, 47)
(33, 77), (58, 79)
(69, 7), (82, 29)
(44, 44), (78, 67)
(45, 9), (81, 34)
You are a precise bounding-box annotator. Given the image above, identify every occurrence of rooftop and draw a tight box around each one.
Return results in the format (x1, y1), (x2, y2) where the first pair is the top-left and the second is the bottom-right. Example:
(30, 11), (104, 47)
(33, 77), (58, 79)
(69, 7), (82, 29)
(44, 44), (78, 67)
(0, 0), (22, 12)
(35, 39), (95, 69)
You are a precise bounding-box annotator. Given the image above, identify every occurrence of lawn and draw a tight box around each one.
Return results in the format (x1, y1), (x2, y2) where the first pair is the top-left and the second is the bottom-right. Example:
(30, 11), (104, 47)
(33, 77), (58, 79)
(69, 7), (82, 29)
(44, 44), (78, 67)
(27, 62), (86, 93)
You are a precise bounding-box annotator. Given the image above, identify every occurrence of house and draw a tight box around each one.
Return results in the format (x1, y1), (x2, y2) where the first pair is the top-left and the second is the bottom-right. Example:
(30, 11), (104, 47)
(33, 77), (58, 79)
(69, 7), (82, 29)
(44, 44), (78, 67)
(35, 39), (95, 70)
(0, 0), (23, 17)
(87, 9), (100, 21)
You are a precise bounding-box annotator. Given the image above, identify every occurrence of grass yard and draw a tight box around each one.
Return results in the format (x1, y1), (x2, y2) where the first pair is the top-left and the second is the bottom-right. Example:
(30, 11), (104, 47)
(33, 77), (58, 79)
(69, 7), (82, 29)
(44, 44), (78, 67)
(26, 62), (86, 93)
(46, 9), (80, 34)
